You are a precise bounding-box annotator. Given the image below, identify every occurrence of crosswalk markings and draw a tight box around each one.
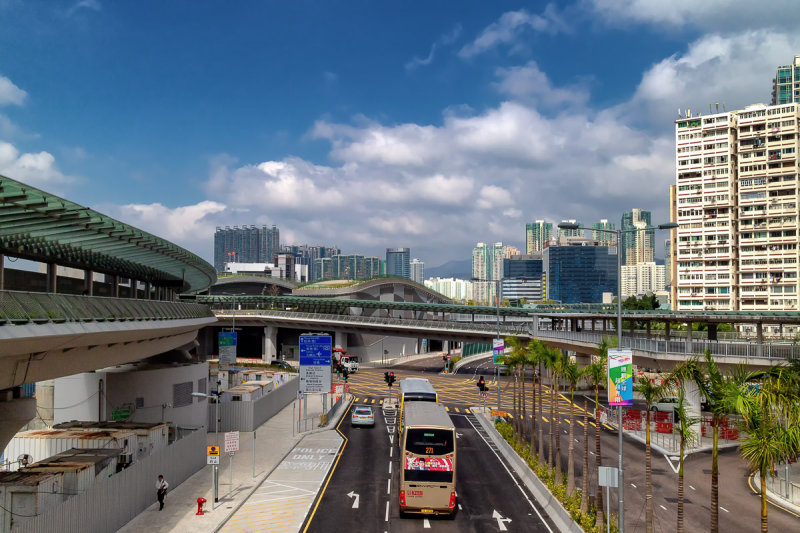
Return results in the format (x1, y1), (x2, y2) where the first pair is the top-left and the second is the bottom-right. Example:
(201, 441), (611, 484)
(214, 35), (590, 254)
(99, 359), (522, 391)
(454, 407), (460, 413)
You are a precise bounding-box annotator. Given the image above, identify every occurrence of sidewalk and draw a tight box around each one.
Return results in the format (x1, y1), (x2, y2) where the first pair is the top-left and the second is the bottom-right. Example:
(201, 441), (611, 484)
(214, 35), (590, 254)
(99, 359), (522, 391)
(754, 459), (800, 515)
(118, 393), (351, 533)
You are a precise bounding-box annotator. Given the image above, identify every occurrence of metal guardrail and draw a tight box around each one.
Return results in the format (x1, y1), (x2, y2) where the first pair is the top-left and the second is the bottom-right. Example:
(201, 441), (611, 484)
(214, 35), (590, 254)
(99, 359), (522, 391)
(0, 289), (214, 325)
(216, 309), (529, 336)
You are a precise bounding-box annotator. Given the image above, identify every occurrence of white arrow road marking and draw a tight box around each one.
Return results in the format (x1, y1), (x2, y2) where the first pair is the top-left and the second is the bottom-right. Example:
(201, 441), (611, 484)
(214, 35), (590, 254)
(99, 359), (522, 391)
(457, 432), (463, 439)
(423, 518), (431, 528)
(347, 491), (360, 509)
(389, 435), (394, 445)
(665, 455), (679, 474)
(492, 510), (512, 531)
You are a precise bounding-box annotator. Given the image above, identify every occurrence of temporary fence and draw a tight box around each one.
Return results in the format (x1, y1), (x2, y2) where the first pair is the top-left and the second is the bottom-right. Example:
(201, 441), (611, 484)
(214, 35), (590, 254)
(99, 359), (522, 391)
(14, 428), (205, 533)
(294, 392), (347, 435)
(208, 377), (298, 433)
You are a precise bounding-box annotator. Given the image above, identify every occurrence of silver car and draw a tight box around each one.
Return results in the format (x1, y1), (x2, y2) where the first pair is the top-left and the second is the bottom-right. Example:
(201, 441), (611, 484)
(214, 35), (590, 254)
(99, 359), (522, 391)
(351, 405), (375, 427)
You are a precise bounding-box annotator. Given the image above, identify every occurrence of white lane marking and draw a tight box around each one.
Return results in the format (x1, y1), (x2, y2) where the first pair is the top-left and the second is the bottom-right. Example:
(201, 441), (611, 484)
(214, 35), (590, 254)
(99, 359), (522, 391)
(423, 518), (431, 528)
(458, 504), (462, 510)
(347, 491), (360, 509)
(665, 455), (679, 474)
(720, 506), (729, 513)
(385, 500), (389, 521)
(387, 478), (391, 494)
(631, 483), (637, 488)
(660, 505), (667, 511)
(492, 510), (512, 531)
(462, 415), (553, 533)
(390, 446), (393, 458)
(388, 461), (392, 474)
(689, 485), (696, 491)
(590, 451), (595, 455)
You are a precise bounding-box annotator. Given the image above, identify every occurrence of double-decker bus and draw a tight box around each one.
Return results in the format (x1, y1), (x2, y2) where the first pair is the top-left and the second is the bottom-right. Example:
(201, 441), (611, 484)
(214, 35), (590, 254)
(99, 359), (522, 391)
(399, 401), (457, 517)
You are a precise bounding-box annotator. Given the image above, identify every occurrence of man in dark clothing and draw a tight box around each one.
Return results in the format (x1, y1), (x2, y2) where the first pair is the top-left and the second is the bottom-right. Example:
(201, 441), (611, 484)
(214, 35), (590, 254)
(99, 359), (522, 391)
(156, 475), (169, 510)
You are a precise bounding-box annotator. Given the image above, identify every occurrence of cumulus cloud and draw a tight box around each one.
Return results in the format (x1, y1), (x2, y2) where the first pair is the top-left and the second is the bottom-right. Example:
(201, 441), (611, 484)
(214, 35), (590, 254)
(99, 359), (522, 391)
(588, 0), (800, 30)
(494, 61), (589, 108)
(0, 75), (27, 106)
(459, 5), (567, 58)
(67, 0), (100, 16)
(0, 141), (72, 191)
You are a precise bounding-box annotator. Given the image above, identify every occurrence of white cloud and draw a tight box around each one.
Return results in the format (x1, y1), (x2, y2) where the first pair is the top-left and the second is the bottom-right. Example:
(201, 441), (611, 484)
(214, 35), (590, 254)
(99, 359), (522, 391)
(0, 75), (27, 106)
(494, 61), (589, 109)
(406, 24), (462, 71)
(0, 141), (71, 191)
(67, 0), (100, 16)
(588, 0), (800, 30)
(459, 5), (567, 58)
(107, 200), (227, 253)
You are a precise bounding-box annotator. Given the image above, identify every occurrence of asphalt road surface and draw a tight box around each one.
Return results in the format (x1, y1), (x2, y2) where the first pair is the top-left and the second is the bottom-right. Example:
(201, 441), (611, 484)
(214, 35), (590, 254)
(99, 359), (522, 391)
(304, 401), (557, 532)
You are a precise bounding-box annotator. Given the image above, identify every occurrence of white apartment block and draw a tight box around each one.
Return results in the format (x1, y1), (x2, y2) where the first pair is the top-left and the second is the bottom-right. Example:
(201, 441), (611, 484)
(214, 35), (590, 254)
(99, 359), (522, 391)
(410, 258), (425, 284)
(425, 277), (474, 302)
(675, 102), (800, 311)
(621, 262), (666, 298)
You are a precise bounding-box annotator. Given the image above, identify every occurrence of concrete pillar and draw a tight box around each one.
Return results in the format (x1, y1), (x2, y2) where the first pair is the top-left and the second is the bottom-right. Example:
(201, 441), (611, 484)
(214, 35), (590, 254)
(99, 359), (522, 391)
(756, 323), (764, 357)
(531, 314), (539, 335)
(263, 326), (277, 362)
(442, 340), (450, 353)
(646, 321), (652, 340)
(130, 279), (137, 299)
(0, 393), (37, 454)
(112, 275), (120, 298)
(46, 262), (57, 293)
(0, 253), (4, 291)
(83, 269), (94, 296)
(686, 322), (693, 352)
(145, 281), (151, 300)
(683, 379), (703, 441)
(665, 321), (671, 340)
(334, 330), (347, 352)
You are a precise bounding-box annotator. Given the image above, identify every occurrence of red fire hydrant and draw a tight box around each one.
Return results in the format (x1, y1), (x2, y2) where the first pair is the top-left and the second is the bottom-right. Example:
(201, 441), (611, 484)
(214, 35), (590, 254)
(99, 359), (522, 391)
(196, 497), (207, 515)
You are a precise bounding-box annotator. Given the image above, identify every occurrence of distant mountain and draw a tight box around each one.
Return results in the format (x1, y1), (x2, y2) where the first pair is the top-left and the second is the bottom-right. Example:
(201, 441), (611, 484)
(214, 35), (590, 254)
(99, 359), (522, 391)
(426, 259), (472, 280)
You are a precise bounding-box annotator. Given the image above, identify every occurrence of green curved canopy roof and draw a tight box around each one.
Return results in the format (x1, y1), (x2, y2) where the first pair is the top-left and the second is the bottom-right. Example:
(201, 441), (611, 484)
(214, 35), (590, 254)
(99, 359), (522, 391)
(0, 174), (216, 293)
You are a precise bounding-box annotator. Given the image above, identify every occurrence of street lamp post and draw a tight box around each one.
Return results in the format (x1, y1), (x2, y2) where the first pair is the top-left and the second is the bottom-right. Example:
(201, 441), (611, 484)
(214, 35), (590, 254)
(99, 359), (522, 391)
(558, 220), (676, 533)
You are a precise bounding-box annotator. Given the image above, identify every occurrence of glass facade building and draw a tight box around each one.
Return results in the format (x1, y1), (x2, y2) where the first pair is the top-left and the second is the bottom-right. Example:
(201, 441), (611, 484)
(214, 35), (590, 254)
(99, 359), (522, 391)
(543, 244), (618, 304)
(525, 220), (553, 254)
(386, 248), (411, 279)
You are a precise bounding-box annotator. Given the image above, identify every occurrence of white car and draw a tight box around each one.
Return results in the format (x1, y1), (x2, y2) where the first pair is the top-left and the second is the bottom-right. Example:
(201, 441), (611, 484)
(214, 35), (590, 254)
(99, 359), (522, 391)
(651, 396), (680, 412)
(351, 406), (375, 427)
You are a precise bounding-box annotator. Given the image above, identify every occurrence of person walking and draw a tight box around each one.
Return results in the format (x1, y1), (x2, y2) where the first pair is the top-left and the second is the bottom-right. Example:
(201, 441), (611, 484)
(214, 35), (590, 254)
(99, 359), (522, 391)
(156, 474), (169, 511)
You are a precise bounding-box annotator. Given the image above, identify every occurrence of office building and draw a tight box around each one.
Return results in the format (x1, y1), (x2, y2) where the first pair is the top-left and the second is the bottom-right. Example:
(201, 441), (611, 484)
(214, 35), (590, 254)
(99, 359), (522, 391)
(526, 220), (553, 254)
(273, 253), (296, 280)
(502, 254), (543, 303)
(410, 258), (425, 284)
(424, 277), (473, 302)
(621, 262), (666, 298)
(543, 239), (618, 304)
(674, 102), (800, 312)
(213, 225), (279, 272)
(620, 209), (654, 265)
(558, 220), (584, 239)
(386, 248), (411, 279)
(591, 220), (616, 245)
(772, 54), (800, 105)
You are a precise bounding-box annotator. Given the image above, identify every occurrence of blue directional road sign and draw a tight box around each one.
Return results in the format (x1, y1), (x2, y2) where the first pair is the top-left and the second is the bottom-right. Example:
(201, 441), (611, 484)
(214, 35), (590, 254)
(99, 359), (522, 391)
(299, 335), (332, 394)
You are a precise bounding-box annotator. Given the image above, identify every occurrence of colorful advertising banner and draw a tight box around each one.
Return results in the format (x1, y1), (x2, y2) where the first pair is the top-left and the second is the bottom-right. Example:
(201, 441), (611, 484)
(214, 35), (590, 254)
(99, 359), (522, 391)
(492, 338), (505, 364)
(608, 348), (633, 406)
(405, 457), (453, 472)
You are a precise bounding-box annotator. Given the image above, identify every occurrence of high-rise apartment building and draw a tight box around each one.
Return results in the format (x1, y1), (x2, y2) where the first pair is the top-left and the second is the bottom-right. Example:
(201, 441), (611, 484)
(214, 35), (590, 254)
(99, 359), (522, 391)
(675, 102), (800, 311)
(410, 258), (425, 284)
(558, 220), (584, 239)
(472, 242), (506, 304)
(525, 220), (553, 254)
(591, 220), (616, 245)
(386, 248), (411, 279)
(214, 225), (280, 272)
(772, 55), (800, 105)
(620, 209), (654, 266)
(311, 254), (382, 281)
(424, 277), (473, 302)
(621, 262), (666, 298)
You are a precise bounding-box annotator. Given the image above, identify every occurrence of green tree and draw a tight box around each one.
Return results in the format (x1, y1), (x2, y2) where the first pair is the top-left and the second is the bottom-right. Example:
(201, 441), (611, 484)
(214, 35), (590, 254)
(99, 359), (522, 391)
(561, 356), (586, 495)
(634, 377), (672, 533)
(504, 337), (527, 442)
(526, 340), (546, 453)
(672, 380), (700, 533)
(542, 345), (562, 471)
(586, 336), (613, 528)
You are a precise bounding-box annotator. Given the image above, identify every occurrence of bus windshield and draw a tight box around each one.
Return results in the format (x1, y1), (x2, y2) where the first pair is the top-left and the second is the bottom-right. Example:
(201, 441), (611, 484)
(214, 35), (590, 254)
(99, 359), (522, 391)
(404, 429), (454, 455)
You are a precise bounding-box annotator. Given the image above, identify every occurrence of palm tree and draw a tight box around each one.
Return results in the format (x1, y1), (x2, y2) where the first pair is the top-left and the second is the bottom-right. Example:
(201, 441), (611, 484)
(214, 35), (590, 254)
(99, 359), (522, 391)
(542, 345), (561, 471)
(527, 340), (546, 453)
(503, 348), (523, 441)
(673, 383), (700, 533)
(551, 349), (566, 482)
(634, 377), (672, 533)
(580, 398), (590, 514)
(561, 356), (586, 495)
(586, 337), (611, 527)
(505, 338), (528, 442)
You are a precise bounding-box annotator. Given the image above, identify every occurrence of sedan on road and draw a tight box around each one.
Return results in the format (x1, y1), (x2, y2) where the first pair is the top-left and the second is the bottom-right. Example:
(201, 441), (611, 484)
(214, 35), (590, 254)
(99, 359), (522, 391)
(351, 406), (375, 427)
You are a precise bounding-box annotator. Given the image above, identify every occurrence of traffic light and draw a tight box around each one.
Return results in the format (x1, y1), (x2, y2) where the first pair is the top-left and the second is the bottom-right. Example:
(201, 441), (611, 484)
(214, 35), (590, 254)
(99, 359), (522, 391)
(388, 372), (396, 387)
(384, 372), (390, 384)
(442, 355), (447, 362)
(343, 368), (349, 382)
(477, 376), (485, 391)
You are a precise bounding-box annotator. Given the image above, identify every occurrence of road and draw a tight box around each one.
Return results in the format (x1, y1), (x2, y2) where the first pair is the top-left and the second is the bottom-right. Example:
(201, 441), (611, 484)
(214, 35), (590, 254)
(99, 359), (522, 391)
(341, 357), (800, 532)
(304, 400), (556, 532)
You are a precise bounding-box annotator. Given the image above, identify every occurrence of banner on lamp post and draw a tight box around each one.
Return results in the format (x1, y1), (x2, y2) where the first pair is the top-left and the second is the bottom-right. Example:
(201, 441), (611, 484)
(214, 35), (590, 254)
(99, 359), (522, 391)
(608, 348), (633, 406)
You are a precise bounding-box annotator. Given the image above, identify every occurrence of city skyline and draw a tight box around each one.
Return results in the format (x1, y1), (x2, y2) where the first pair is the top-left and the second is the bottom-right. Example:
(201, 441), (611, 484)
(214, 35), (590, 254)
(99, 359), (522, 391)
(2, 3), (800, 265)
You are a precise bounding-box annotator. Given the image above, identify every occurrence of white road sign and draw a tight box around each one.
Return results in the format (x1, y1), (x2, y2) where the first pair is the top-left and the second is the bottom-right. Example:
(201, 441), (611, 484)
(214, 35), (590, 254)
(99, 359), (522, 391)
(207, 455), (220, 465)
(224, 431), (240, 453)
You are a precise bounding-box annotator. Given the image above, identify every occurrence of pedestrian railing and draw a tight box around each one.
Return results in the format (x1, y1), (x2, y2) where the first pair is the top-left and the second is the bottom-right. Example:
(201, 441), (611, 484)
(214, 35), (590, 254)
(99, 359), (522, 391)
(0, 289), (214, 325)
(294, 392), (347, 434)
(764, 471), (800, 506)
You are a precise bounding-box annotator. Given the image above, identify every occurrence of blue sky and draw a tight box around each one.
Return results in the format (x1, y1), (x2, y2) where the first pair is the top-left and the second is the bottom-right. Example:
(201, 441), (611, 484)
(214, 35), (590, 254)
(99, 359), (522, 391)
(2, 1), (800, 267)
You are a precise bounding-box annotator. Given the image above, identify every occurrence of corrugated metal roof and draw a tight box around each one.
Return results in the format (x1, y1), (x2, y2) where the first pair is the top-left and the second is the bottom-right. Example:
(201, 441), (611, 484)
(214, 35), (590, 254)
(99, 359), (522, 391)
(0, 174), (216, 293)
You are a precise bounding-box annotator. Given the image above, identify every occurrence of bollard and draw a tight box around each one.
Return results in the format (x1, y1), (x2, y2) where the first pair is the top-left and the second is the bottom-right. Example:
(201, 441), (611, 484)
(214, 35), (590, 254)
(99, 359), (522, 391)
(196, 497), (207, 515)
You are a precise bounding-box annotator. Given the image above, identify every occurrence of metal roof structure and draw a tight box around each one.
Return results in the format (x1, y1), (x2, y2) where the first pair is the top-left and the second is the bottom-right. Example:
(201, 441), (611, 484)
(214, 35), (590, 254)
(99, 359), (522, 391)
(0, 174), (216, 293)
